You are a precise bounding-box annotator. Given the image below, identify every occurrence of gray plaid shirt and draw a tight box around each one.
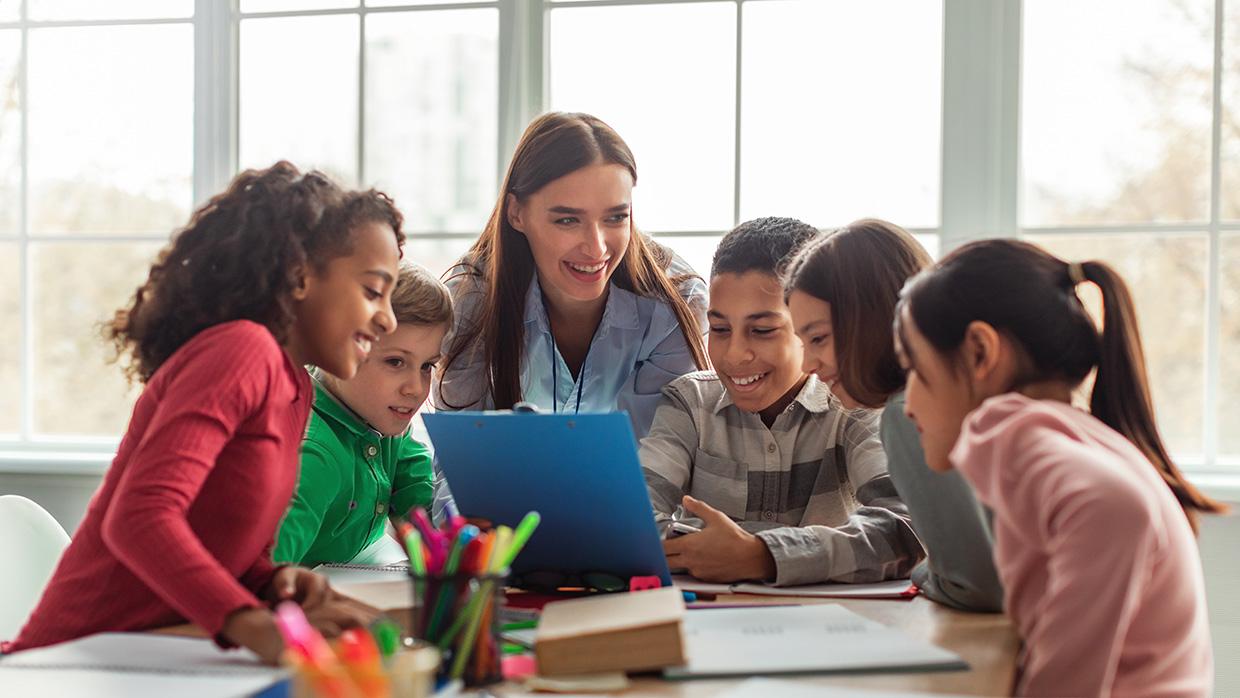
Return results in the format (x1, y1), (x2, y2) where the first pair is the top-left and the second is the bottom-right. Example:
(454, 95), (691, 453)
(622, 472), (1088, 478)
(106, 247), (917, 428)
(640, 372), (924, 586)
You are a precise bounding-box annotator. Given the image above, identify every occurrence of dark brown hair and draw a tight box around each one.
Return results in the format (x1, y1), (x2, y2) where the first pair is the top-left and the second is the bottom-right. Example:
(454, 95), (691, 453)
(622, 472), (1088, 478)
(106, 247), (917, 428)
(896, 238), (1225, 532)
(437, 112), (708, 409)
(783, 218), (932, 407)
(108, 161), (405, 383)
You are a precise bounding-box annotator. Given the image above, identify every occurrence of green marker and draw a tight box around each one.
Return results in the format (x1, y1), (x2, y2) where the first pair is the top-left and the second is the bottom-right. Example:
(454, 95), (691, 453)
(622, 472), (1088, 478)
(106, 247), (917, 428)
(498, 511), (541, 570)
(404, 528), (427, 576)
(370, 617), (403, 659)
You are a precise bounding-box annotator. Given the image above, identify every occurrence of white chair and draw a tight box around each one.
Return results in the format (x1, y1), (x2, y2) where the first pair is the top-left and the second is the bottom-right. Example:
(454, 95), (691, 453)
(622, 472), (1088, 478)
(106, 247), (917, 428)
(0, 495), (70, 640)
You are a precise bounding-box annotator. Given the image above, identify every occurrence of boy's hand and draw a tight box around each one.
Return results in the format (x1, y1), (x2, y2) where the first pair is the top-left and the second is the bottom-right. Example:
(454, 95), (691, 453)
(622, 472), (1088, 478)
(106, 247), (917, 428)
(263, 567), (331, 611)
(662, 495), (776, 583)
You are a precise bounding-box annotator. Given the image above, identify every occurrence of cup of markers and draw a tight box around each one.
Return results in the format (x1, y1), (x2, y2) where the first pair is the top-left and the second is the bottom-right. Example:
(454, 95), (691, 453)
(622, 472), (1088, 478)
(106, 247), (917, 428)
(400, 507), (540, 688)
(274, 603), (439, 698)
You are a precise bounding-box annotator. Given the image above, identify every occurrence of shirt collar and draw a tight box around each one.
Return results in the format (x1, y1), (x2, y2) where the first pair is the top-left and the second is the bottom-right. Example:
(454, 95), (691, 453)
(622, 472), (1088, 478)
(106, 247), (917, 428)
(310, 374), (381, 439)
(712, 374), (836, 415)
(523, 277), (641, 332)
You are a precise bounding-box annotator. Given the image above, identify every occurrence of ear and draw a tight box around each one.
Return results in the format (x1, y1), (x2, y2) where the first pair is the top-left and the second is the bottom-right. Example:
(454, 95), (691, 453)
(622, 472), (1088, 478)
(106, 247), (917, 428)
(505, 193), (526, 235)
(291, 264), (313, 302)
(961, 320), (1002, 382)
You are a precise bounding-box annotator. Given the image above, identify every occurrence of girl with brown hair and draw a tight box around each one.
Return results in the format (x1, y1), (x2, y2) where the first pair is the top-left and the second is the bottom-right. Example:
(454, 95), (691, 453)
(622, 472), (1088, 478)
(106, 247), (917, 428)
(4, 162), (401, 663)
(433, 112), (708, 430)
(784, 219), (1004, 613)
(895, 239), (1222, 697)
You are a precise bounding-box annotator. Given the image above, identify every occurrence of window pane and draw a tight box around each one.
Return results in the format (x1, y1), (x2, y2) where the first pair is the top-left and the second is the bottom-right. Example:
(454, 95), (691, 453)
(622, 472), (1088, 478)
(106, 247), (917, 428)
(28, 25), (193, 235)
(550, 3), (736, 232)
(0, 29), (19, 236)
(29, 0), (192, 20)
(367, 0), (486, 6)
(1025, 234), (1206, 457)
(915, 233), (940, 262)
(240, 15), (359, 185)
(0, 242), (18, 435)
(365, 9), (498, 232)
(241, 0), (358, 11)
(32, 242), (162, 437)
(1219, 2), (1240, 220)
(1221, 235), (1240, 456)
(741, 0), (942, 229)
(1022, 1), (1212, 226)
(403, 237), (473, 280)
(0, 3), (18, 22)
(654, 235), (718, 285)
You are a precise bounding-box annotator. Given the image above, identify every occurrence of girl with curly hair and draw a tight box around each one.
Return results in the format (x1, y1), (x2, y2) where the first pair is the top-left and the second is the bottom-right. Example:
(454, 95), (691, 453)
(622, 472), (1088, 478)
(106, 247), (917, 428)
(3, 161), (404, 664)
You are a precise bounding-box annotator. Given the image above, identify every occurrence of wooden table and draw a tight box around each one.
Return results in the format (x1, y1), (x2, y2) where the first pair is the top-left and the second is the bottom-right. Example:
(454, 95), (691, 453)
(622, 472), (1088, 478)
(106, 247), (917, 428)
(339, 580), (1017, 696)
(158, 584), (1018, 696)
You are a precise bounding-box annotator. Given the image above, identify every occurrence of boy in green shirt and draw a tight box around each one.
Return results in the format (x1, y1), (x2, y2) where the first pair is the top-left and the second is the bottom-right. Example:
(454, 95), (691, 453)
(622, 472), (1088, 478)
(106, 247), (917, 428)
(275, 261), (452, 566)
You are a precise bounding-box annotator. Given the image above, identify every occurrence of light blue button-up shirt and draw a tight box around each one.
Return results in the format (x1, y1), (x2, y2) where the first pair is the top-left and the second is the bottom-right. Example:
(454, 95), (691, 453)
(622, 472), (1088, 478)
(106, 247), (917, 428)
(428, 247), (708, 520)
(432, 252), (707, 434)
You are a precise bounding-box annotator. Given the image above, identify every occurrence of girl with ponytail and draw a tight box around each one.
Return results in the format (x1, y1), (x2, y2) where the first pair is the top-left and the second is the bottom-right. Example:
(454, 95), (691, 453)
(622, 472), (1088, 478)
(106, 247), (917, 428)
(895, 238), (1222, 698)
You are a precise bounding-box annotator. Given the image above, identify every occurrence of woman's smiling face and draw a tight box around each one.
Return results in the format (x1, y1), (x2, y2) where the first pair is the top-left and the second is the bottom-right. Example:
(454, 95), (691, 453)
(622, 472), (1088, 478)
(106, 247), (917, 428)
(507, 162), (633, 309)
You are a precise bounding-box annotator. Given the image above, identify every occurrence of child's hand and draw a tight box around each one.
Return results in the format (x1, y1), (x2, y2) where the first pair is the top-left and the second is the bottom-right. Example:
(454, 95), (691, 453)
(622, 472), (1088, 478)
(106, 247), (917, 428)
(264, 567), (331, 611)
(220, 607), (285, 665)
(303, 596), (381, 638)
(662, 495), (776, 583)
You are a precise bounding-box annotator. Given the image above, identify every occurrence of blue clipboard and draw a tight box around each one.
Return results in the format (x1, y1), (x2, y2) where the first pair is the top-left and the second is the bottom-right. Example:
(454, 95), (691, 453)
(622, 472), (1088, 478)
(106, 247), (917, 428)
(422, 411), (672, 586)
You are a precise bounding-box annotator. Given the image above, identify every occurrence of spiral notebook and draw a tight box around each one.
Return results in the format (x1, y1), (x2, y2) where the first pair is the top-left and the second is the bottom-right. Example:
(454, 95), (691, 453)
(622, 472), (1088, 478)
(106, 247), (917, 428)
(673, 575), (918, 599)
(313, 562), (411, 586)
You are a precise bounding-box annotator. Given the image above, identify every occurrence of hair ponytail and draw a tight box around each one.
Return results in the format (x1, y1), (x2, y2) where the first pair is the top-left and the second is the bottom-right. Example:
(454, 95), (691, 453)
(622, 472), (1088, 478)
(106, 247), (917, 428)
(1081, 261), (1226, 532)
(900, 239), (1226, 534)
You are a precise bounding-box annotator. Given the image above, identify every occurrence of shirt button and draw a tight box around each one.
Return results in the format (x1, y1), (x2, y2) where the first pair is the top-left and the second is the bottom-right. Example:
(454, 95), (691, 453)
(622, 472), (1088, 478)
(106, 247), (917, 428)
(763, 511), (775, 520)
(375, 502), (386, 515)
(766, 443), (776, 454)
(365, 444), (378, 458)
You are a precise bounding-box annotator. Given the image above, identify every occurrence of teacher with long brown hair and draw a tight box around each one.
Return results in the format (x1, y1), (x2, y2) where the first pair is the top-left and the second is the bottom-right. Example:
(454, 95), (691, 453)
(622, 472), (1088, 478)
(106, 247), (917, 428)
(433, 112), (708, 430)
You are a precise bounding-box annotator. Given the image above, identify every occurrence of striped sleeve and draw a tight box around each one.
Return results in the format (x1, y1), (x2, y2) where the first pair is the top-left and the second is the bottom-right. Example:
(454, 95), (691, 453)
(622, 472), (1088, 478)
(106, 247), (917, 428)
(638, 387), (700, 525)
(757, 411), (924, 585)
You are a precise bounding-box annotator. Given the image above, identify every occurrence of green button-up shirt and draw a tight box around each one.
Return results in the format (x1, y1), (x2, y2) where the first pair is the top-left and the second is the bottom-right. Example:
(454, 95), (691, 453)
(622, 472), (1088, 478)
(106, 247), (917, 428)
(274, 380), (434, 566)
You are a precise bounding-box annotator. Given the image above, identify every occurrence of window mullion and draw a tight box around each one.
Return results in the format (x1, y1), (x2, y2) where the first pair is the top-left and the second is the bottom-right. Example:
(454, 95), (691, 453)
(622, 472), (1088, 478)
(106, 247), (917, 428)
(939, 0), (1020, 252)
(731, 0), (742, 228)
(357, 8), (365, 187)
(193, 0), (238, 209)
(498, 0), (544, 181)
(19, 0), (31, 441)
(1204, 0), (1224, 468)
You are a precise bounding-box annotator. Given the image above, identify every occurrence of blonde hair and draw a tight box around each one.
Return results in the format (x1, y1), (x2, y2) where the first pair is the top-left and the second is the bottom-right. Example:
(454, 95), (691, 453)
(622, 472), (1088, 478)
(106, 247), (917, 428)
(392, 260), (453, 328)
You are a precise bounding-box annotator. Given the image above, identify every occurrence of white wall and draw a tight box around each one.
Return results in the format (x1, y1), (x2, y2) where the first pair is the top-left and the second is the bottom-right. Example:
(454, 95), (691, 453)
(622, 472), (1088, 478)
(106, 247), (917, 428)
(1, 473), (101, 534)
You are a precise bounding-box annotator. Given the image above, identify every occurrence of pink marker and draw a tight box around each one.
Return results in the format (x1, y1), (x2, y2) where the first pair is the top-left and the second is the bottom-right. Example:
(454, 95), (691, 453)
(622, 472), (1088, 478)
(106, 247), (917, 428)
(274, 601), (333, 663)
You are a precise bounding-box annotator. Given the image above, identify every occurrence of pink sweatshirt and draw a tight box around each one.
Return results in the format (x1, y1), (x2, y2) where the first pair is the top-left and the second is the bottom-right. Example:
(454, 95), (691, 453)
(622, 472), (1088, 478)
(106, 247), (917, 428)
(950, 393), (1212, 698)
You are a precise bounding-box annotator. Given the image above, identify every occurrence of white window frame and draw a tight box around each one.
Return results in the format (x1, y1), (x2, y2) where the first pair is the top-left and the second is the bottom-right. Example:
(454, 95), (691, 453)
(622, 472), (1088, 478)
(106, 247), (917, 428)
(3, 0), (1237, 500)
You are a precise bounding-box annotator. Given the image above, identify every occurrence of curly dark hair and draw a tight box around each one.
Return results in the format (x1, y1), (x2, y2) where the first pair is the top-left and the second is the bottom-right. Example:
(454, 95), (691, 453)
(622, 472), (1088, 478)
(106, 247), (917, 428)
(108, 161), (405, 383)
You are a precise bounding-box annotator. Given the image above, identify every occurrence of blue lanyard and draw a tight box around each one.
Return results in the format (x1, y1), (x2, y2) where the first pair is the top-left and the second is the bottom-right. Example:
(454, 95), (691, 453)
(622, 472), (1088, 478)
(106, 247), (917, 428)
(550, 333), (587, 414)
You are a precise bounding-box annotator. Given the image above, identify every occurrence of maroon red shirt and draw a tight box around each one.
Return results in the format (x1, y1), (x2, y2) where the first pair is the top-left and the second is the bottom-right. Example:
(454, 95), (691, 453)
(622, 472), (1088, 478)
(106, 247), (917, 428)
(5, 320), (311, 652)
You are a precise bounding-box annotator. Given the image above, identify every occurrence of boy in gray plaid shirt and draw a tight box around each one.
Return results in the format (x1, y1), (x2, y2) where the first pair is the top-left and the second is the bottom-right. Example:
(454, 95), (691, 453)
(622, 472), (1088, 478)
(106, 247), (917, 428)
(641, 218), (924, 586)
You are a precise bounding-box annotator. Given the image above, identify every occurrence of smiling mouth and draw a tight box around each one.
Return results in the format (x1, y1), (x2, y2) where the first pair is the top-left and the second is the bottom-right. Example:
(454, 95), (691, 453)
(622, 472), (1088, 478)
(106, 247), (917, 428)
(354, 332), (376, 356)
(565, 260), (608, 274)
(388, 406), (415, 416)
(728, 371), (769, 392)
